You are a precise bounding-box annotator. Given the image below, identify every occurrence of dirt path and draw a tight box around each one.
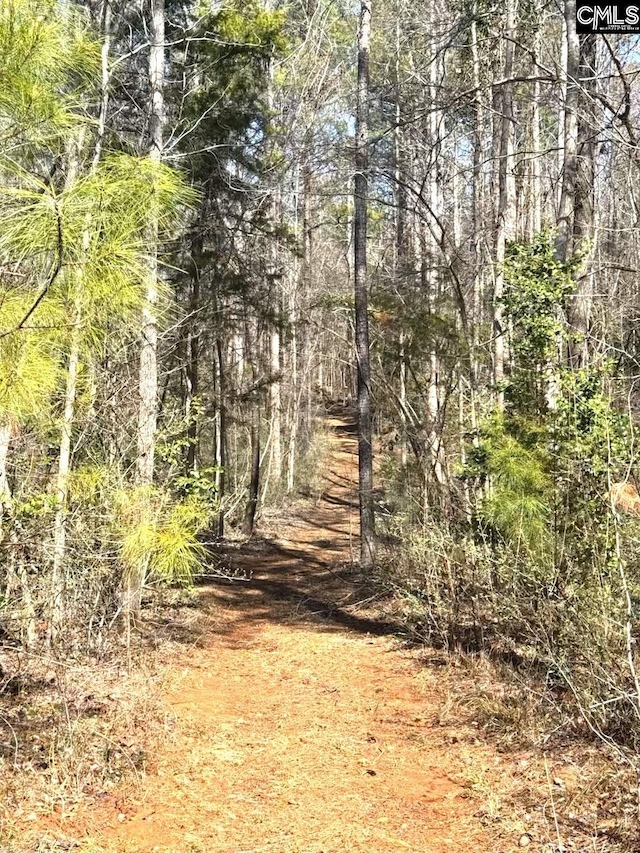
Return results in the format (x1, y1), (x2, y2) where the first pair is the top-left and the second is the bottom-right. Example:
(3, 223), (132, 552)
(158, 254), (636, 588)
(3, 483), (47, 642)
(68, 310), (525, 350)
(80, 415), (509, 852)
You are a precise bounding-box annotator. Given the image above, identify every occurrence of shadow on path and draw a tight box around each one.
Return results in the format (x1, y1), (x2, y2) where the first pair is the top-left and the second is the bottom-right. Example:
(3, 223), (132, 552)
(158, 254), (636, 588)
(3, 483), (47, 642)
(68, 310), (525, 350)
(184, 408), (409, 644)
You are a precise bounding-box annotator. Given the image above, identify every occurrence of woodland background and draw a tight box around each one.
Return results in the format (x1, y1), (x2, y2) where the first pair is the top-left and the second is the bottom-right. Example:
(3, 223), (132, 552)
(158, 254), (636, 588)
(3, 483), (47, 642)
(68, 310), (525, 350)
(3, 0), (640, 832)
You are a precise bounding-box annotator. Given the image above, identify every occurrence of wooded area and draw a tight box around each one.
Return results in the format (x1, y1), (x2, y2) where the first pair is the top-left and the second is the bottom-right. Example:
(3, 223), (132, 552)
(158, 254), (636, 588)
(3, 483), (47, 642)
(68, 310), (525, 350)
(4, 0), (640, 845)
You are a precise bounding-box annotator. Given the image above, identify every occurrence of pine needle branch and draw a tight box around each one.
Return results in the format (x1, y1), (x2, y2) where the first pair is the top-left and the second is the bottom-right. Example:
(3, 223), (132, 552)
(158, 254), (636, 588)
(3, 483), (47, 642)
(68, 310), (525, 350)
(0, 196), (63, 340)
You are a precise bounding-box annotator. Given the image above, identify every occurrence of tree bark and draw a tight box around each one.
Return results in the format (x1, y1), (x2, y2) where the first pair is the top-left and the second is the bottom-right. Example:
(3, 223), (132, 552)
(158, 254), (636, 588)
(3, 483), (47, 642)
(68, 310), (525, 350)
(393, 13), (408, 469)
(568, 33), (597, 367)
(557, 14), (568, 215)
(269, 320), (282, 485)
(137, 0), (165, 485)
(555, 0), (579, 263)
(243, 416), (260, 536)
(0, 421), (12, 523)
(426, 0), (446, 485)
(354, 0), (375, 568)
(185, 271), (200, 473)
(286, 265), (299, 493)
(530, 17), (542, 236)
(470, 4), (484, 392)
(50, 306), (81, 640)
(215, 336), (226, 539)
(297, 152), (313, 460)
(49, 1), (112, 640)
(242, 306), (261, 536)
(493, 0), (517, 406)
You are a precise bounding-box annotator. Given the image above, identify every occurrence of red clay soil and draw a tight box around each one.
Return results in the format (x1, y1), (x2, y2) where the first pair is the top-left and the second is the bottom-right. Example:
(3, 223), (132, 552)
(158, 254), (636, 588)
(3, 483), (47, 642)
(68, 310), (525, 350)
(51, 416), (514, 852)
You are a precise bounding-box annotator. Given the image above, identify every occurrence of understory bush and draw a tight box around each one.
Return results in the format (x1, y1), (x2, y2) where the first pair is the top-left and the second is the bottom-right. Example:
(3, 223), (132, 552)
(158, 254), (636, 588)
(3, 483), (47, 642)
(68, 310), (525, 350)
(378, 234), (640, 750)
(1, 462), (214, 651)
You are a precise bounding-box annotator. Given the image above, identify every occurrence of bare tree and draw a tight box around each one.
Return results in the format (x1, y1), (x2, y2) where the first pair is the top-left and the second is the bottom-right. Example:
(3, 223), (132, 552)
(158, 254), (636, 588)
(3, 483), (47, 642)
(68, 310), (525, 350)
(354, 0), (375, 568)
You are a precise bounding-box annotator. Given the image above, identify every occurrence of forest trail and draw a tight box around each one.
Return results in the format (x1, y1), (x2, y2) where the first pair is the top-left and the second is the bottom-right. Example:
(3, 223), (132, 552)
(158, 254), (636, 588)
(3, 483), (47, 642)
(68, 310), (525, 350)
(77, 413), (508, 853)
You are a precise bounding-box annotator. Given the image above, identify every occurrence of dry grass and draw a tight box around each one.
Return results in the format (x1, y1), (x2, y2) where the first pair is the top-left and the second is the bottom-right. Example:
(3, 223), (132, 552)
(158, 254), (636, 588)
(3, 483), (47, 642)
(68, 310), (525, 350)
(0, 591), (217, 851)
(417, 651), (640, 853)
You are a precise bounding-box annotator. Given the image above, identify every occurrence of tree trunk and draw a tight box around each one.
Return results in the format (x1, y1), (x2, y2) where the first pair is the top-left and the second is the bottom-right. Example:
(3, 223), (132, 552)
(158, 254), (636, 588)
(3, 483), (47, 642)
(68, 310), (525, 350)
(426, 2), (446, 485)
(354, 0), (375, 568)
(556, 13), (568, 215)
(185, 270), (200, 474)
(137, 0), (165, 485)
(0, 420), (13, 531)
(215, 337), (226, 539)
(243, 416), (260, 536)
(48, 0), (114, 641)
(299, 154), (313, 456)
(470, 5), (484, 409)
(568, 33), (597, 367)
(394, 13), (409, 469)
(269, 321), (282, 486)
(399, 333), (408, 467)
(530, 19), (542, 236)
(555, 0), (579, 263)
(50, 313), (81, 641)
(493, 0), (517, 406)
(287, 276), (298, 493)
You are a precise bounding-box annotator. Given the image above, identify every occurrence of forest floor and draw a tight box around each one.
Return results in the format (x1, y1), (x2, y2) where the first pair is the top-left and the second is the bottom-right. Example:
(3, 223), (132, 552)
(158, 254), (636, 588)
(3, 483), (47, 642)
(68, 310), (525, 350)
(3, 412), (631, 853)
